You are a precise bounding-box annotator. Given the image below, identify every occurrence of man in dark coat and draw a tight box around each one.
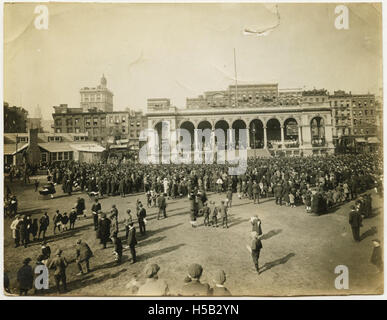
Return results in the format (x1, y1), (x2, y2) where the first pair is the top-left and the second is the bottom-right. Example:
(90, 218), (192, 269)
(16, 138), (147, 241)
(38, 212), (49, 240)
(17, 257), (34, 295)
(274, 183), (283, 205)
(98, 213), (111, 249)
(91, 199), (101, 231)
(157, 193), (167, 220)
(349, 205), (363, 242)
(19, 216), (29, 248)
(127, 223), (137, 264)
(75, 239), (93, 275)
(137, 203), (147, 235)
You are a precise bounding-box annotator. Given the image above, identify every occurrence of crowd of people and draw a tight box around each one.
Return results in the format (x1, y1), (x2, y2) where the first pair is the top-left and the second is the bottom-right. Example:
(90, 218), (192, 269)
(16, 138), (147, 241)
(4, 152), (383, 296)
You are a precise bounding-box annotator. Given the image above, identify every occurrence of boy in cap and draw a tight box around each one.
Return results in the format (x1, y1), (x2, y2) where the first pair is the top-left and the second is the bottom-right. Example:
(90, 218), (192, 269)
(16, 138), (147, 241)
(137, 264), (169, 296)
(211, 270), (231, 296)
(182, 263), (210, 296)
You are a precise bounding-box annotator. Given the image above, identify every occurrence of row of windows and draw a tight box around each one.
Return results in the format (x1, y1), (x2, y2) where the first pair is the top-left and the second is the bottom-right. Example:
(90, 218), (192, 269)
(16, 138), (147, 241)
(50, 151), (74, 161)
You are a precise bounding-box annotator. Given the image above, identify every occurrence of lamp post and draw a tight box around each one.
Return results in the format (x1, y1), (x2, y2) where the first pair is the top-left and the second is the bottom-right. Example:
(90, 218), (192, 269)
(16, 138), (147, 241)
(252, 126), (256, 157)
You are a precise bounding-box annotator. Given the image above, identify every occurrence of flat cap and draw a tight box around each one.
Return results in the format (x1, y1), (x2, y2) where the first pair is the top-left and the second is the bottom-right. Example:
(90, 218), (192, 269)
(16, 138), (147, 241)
(188, 263), (203, 279)
(23, 257), (32, 264)
(214, 270), (226, 284)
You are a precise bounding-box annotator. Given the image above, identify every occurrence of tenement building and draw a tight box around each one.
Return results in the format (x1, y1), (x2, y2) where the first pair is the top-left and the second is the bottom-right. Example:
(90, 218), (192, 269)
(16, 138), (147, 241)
(52, 76), (147, 149)
(146, 83), (335, 157)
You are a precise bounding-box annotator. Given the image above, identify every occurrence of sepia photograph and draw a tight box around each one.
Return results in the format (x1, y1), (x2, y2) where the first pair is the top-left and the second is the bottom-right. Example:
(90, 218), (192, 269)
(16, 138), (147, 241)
(2, 1), (384, 297)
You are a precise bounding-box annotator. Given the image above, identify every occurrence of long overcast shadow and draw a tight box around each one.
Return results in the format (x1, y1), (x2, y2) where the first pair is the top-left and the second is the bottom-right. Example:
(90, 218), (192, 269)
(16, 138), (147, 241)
(360, 226), (377, 241)
(260, 253), (295, 273)
(137, 236), (166, 248)
(260, 229), (282, 241)
(139, 243), (186, 260)
(144, 223), (184, 237)
(228, 217), (248, 228)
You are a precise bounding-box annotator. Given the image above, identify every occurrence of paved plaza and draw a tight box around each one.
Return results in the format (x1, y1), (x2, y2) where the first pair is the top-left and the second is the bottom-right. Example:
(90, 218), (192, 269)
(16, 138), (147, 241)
(3, 176), (383, 296)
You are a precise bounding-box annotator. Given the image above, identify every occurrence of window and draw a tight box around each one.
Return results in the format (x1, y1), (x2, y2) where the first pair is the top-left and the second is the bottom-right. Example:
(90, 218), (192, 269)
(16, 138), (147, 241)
(67, 127), (73, 133)
(93, 118), (98, 126)
(52, 153), (57, 161)
(55, 119), (62, 126)
(69, 152), (73, 160)
(64, 152), (69, 160)
(85, 118), (91, 126)
(122, 126), (126, 133)
(56, 128), (61, 133)
(365, 110), (368, 115)
(122, 116), (126, 123)
(75, 118), (80, 125)
(101, 118), (106, 126)
(18, 137), (28, 143)
(74, 136), (79, 141)
(110, 116), (113, 124)
(58, 152), (63, 161)
(41, 153), (47, 162)
(75, 128), (80, 133)
(115, 116), (119, 123)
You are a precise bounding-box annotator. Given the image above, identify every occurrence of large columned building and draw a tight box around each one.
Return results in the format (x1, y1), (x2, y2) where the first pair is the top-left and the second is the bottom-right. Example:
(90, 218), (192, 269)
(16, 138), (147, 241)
(145, 84), (335, 158)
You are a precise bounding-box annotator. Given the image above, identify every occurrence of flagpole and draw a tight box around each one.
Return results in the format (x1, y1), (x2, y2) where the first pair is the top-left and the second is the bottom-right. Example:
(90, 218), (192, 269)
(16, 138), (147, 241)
(233, 48), (238, 108)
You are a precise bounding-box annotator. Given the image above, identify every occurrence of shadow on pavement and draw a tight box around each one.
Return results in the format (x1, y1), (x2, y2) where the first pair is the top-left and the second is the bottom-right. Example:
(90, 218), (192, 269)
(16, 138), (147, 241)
(260, 253), (295, 273)
(360, 226), (377, 241)
(260, 229), (282, 241)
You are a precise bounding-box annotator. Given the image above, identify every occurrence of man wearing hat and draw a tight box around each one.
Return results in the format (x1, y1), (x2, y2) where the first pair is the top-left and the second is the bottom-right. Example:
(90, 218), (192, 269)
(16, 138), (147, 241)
(40, 240), (51, 264)
(91, 199), (102, 231)
(48, 249), (68, 293)
(182, 263), (210, 296)
(137, 264), (169, 296)
(17, 257), (34, 295)
(98, 213), (111, 249)
(127, 223), (137, 264)
(349, 205), (363, 242)
(137, 202), (147, 235)
(157, 193), (167, 220)
(75, 239), (93, 275)
(247, 231), (263, 274)
(38, 212), (49, 240)
(211, 270), (231, 296)
(10, 215), (21, 248)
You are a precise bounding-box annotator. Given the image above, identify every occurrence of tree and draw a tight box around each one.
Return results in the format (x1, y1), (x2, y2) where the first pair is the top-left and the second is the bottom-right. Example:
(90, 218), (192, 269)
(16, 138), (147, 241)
(4, 102), (29, 133)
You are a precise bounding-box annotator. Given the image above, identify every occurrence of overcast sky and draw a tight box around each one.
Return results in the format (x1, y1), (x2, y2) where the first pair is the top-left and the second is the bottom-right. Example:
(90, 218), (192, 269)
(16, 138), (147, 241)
(4, 2), (383, 120)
